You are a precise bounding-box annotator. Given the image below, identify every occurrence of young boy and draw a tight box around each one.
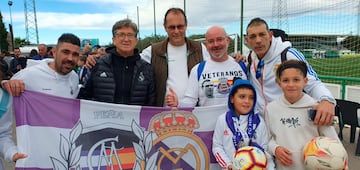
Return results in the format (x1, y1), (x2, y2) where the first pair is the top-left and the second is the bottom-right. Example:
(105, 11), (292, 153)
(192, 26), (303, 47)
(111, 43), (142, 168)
(0, 64), (27, 168)
(265, 60), (343, 170)
(212, 79), (275, 170)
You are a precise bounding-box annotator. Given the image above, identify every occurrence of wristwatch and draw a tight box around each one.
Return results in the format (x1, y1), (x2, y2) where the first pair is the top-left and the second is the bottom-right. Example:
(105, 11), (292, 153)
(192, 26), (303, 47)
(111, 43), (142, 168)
(320, 96), (336, 105)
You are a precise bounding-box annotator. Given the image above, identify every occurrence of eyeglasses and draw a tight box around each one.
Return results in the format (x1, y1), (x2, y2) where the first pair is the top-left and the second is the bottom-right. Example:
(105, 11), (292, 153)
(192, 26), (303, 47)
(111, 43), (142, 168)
(166, 24), (185, 30)
(205, 37), (226, 45)
(256, 60), (264, 79)
(115, 33), (136, 39)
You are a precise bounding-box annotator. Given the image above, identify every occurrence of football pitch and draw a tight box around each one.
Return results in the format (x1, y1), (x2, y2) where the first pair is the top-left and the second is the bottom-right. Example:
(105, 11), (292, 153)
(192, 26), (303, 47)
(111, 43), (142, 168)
(307, 56), (360, 79)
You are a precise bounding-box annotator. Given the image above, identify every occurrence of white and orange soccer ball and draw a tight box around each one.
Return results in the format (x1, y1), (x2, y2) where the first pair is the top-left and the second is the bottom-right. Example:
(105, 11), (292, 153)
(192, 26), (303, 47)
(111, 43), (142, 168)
(232, 146), (267, 170)
(303, 136), (348, 170)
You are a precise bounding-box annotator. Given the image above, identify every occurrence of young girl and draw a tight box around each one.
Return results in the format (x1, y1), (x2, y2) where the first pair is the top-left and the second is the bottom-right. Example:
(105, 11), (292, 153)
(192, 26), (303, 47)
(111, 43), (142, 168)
(265, 60), (343, 170)
(0, 63), (27, 168)
(212, 79), (275, 170)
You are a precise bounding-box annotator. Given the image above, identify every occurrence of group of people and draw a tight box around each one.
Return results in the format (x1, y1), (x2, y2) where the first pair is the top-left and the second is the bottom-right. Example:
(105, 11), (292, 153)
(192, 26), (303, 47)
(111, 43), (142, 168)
(0, 7), (341, 170)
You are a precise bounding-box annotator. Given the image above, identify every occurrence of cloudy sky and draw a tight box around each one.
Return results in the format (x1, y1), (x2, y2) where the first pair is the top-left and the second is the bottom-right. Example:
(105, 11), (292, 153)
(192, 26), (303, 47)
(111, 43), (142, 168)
(0, 0), (358, 45)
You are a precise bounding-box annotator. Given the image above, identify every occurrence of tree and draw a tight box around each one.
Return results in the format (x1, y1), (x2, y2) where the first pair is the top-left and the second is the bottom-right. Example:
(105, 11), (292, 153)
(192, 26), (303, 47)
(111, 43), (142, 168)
(136, 35), (166, 52)
(14, 37), (30, 48)
(0, 12), (9, 52)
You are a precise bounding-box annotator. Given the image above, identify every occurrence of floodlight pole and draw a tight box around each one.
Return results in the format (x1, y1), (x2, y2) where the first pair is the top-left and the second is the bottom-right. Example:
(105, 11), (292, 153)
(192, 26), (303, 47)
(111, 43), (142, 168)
(153, 0), (157, 38)
(240, 0), (244, 54)
(8, 1), (14, 51)
(184, 0), (186, 14)
(137, 6), (140, 39)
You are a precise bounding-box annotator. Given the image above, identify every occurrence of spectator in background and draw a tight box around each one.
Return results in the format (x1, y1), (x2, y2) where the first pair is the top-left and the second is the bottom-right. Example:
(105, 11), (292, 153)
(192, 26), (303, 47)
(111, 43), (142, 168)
(2, 50), (13, 71)
(78, 19), (156, 106)
(81, 42), (92, 57)
(32, 44), (49, 60)
(0, 50), (11, 80)
(47, 46), (56, 58)
(93, 45), (101, 54)
(28, 49), (38, 59)
(2, 33), (81, 98)
(77, 55), (88, 85)
(245, 17), (335, 125)
(97, 47), (107, 57)
(10, 48), (27, 74)
(0, 50), (9, 72)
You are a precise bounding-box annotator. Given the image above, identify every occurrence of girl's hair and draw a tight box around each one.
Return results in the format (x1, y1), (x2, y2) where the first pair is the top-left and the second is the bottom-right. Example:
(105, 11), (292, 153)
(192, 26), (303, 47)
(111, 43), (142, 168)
(276, 60), (308, 81)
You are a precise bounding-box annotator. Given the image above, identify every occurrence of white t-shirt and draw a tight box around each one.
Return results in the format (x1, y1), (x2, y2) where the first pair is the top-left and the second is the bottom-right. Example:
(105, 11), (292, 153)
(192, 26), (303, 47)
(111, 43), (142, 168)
(180, 56), (247, 107)
(141, 42), (210, 106)
(165, 43), (188, 105)
(12, 59), (79, 98)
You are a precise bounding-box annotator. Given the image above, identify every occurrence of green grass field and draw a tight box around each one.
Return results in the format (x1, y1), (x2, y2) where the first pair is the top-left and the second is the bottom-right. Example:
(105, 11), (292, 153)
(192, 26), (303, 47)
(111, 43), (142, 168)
(306, 56), (360, 85)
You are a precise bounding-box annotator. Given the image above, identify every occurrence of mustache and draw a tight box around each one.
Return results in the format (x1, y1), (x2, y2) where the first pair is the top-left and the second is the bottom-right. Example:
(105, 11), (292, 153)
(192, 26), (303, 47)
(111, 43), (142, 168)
(211, 46), (223, 51)
(63, 60), (76, 65)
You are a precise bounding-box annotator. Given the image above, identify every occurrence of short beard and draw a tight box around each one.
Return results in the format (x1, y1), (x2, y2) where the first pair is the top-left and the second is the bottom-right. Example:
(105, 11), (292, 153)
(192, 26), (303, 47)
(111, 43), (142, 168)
(210, 50), (227, 59)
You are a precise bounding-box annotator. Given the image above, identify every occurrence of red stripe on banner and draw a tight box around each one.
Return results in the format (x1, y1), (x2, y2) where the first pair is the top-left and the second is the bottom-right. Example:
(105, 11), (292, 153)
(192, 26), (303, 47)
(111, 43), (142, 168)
(105, 148), (136, 169)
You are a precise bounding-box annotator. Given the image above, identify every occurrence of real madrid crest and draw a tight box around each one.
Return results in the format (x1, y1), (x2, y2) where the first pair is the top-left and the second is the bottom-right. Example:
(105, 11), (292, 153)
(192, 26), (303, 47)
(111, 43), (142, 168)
(148, 109), (210, 170)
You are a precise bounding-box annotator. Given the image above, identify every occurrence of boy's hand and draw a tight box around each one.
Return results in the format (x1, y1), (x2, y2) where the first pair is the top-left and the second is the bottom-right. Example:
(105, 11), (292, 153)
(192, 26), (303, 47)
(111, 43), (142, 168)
(275, 146), (293, 166)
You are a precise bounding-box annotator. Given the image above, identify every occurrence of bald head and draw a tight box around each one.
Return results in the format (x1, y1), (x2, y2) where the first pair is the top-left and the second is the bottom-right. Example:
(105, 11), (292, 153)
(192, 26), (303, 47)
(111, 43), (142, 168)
(204, 26), (230, 61)
(206, 26), (227, 39)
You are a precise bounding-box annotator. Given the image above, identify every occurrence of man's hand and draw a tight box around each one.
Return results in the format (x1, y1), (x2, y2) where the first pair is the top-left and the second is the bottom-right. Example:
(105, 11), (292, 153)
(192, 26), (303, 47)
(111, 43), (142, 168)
(165, 87), (179, 107)
(231, 53), (246, 63)
(274, 146), (293, 166)
(85, 54), (98, 70)
(12, 152), (27, 162)
(313, 100), (335, 125)
(2, 79), (25, 96)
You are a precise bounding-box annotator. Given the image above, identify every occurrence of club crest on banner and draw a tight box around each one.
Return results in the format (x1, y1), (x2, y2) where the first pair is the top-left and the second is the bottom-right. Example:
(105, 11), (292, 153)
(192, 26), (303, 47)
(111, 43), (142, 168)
(148, 109), (210, 170)
(50, 109), (210, 170)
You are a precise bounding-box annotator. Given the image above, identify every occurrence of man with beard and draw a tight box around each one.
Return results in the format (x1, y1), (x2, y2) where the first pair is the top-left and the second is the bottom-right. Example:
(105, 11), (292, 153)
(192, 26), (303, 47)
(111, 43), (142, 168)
(166, 26), (247, 107)
(1, 33), (81, 98)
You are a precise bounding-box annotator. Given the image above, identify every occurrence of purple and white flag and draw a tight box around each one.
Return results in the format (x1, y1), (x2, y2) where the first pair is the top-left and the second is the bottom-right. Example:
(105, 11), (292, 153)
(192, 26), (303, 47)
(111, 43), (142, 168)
(14, 90), (226, 170)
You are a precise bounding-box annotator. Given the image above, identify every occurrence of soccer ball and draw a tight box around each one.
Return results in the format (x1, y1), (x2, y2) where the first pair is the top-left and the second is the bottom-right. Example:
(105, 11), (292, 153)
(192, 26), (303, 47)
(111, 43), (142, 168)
(303, 136), (348, 170)
(232, 146), (267, 170)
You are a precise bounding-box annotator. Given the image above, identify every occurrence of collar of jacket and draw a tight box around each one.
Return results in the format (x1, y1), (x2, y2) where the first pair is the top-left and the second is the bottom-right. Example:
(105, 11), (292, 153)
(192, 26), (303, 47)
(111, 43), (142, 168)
(103, 48), (140, 65)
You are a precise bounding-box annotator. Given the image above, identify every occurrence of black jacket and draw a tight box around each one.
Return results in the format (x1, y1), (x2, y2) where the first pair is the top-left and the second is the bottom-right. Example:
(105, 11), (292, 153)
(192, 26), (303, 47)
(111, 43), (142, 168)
(79, 48), (156, 106)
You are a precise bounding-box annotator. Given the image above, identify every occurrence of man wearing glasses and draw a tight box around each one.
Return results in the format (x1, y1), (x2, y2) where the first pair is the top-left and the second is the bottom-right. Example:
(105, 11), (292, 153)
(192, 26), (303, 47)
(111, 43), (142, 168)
(245, 17), (335, 126)
(141, 7), (210, 106)
(78, 19), (156, 106)
(86, 8), (210, 106)
(165, 26), (247, 107)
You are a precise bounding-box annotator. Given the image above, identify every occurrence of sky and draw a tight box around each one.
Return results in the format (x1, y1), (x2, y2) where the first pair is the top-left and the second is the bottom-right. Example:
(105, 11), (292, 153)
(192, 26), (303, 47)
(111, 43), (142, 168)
(0, 0), (359, 46)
